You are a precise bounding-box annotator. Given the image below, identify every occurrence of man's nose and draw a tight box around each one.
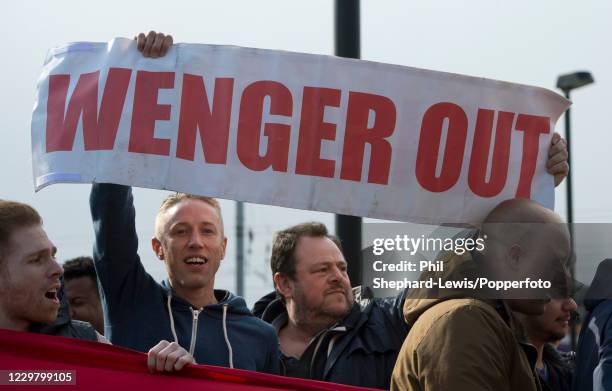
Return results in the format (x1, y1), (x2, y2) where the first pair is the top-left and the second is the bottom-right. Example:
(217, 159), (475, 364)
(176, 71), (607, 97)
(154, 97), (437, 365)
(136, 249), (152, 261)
(188, 230), (204, 247)
(564, 297), (578, 311)
(51, 258), (63, 278)
(329, 266), (344, 282)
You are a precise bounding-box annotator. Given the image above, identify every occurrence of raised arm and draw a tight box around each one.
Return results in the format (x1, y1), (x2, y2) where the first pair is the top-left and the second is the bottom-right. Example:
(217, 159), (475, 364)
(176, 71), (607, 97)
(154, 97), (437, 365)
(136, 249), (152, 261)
(89, 183), (153, 319)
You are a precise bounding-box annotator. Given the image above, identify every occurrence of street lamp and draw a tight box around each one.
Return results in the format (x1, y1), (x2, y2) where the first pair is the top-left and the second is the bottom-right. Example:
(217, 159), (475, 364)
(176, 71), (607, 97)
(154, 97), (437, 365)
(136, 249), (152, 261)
(236, 201), (244, 296)
(556, 71), (594, 225)
(556, 70), (594, 351)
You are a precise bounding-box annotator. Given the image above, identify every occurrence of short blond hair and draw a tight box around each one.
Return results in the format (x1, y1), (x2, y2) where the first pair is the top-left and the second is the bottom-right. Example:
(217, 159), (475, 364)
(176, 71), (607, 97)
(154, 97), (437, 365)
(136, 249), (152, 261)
(155, 193), (224, 240)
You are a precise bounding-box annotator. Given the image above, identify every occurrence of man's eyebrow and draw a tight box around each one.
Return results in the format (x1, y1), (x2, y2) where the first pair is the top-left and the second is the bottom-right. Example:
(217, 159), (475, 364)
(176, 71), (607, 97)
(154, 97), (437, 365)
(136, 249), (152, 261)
(24, 246), (57, 259)
(171, 221), (216, 227)
(310, 259), (346, 267)
(169, 222), (189, 229)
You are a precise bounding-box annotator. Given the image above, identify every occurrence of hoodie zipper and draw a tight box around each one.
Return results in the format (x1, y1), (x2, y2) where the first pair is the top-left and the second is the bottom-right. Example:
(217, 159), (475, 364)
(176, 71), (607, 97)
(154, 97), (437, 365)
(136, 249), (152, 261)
(189, 307), (202, 356)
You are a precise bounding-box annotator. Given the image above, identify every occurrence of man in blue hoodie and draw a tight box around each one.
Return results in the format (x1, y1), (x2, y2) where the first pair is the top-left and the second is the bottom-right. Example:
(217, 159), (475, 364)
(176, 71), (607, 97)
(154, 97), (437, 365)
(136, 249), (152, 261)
(87, 32), (278, 373)
(90, 184), (279, 372)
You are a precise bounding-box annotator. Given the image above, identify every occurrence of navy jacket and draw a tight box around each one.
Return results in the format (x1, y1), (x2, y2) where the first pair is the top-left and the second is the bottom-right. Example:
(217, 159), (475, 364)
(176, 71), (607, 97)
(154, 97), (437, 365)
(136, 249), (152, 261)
(574, 259), (612, 391)
(254, 287), (410, 389)
(540, 344), (574, 391)
(90, 183), (279, 373)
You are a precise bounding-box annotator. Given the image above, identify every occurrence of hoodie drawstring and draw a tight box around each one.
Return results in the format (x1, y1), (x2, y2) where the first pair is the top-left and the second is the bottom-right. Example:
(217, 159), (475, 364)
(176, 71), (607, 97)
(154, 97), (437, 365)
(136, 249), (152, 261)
(167, 294), (179, 344)
(222, 304), (234, 369)
(167, 293), (234, 369)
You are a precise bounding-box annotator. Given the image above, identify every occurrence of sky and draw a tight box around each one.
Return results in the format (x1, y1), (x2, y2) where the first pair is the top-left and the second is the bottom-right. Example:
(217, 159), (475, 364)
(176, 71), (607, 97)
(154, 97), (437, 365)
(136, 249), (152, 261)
(2, 0), (611, 305)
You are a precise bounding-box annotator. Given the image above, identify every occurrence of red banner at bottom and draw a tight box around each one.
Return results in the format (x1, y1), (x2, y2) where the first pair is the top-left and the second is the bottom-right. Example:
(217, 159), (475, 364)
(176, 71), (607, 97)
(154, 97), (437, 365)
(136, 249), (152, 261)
(0, 329), (376, 391)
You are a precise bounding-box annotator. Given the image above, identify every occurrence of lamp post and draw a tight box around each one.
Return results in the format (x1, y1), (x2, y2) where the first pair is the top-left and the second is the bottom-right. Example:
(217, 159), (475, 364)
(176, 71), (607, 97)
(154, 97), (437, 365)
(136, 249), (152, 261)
(236, 201), (244, 296)
(556, 71), (594, 226)
(556, 71), (594, 350)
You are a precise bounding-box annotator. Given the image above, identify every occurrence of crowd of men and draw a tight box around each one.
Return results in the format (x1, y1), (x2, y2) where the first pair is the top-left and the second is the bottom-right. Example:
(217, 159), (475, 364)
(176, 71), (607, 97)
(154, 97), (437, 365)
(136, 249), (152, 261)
(1, 31), (610, 390)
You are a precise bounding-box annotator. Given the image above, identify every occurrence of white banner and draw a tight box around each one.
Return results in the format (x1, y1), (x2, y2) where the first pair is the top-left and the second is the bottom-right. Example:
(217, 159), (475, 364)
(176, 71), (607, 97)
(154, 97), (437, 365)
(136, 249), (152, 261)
(31, 38), (570, 224)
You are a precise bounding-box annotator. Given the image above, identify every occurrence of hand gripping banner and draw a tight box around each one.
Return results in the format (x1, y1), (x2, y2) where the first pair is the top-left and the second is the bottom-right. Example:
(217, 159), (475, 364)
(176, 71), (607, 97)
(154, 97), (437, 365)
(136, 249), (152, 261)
(31, 38), (570, 224)
(0, 329), (376, 390)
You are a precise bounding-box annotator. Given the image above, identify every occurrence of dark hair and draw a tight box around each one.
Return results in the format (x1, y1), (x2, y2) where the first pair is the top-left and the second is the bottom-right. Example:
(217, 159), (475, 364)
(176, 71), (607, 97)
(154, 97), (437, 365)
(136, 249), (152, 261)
(0, 199), (43, 260)
(271, 222), (342, 281)
(63, 256), (98, 286)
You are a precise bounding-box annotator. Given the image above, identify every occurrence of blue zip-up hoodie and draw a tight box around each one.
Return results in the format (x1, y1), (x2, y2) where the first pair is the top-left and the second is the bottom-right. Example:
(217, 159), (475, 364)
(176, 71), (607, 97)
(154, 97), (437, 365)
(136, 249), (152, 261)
(90, 183), (279, 373)
(574, 259), (612, 391)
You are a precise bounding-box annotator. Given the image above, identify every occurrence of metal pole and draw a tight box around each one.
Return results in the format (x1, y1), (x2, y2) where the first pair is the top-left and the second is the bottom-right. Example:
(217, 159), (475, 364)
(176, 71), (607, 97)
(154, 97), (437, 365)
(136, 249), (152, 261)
(564, 91), (573, 226)
(335, 0), (360, 59)
(236, 201), (244, 296)
(335, 0), (362, 286)
(563, 91), (578, 351)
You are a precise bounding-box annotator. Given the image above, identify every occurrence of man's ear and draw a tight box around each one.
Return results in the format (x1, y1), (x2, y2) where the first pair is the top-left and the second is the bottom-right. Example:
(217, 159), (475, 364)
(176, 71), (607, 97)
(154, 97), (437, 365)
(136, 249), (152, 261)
(220, 236), (228, 261)
(151, 237), (164, 260)
(273, 272), (293, 300)
(506, 244), (522, 272)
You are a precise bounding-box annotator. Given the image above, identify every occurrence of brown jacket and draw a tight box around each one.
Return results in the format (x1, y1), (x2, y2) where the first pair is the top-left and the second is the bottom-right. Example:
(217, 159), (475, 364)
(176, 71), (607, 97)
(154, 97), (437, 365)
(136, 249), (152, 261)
(390, 252), (541, 391)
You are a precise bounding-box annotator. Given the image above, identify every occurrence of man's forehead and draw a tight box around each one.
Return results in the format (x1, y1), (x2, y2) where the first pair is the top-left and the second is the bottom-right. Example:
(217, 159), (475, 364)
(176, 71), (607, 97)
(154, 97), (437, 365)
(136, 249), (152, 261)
(65, 276), (96, 294)
(486, 223), (570, 247)
(7, 225), (54, 256)
(295, 236), (345, 266)
(525, 227), (572, 287)
(539, 225), (571, 255)
(296, 235), (342, 251)
(164, 199), (223, 226)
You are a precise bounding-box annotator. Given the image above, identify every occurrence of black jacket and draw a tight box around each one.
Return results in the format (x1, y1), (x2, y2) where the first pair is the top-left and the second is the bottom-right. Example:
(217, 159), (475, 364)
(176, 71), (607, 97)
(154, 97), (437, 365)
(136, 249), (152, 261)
(540, 344), (574, 391)
(254, 287), (410, 389)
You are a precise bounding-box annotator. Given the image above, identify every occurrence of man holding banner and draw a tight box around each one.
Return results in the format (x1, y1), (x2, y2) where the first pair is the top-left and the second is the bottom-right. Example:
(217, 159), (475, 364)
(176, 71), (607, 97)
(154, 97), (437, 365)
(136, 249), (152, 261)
(87, 36), (279, 367)
(90, 184), (279, 373)
(391, 199), (572, 391)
